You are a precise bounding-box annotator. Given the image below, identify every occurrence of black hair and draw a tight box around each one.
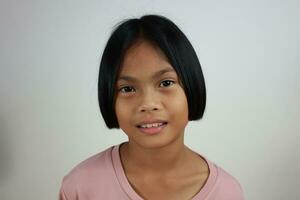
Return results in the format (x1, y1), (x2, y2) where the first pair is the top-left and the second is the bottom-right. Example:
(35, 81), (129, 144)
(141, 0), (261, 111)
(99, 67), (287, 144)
(98, 14), (206, 129)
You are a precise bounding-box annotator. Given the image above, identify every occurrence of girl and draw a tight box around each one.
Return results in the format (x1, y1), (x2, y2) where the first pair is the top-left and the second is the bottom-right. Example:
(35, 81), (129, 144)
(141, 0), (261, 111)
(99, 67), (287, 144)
(59, 14), (244, 200)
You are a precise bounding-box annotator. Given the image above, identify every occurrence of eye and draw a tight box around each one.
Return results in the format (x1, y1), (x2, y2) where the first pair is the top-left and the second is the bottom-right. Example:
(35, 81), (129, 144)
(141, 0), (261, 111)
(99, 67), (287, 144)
(119, 86), (135, 93)
(159, 80), (175, 87)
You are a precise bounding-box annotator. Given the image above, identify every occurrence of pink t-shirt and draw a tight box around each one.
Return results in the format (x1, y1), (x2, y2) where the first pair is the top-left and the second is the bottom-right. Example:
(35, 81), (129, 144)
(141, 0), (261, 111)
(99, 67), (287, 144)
(59, 143), (244, 200)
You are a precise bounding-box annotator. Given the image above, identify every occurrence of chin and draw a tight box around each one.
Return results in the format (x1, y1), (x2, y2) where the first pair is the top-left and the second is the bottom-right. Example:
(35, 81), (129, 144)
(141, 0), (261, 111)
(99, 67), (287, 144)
(131, 136), (182, 150)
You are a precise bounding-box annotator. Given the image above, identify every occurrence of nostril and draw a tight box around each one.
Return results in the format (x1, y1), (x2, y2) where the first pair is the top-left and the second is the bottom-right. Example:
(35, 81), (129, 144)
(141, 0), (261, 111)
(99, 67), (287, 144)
(138, 104), (160, 112)
(140, 108), (158, 112)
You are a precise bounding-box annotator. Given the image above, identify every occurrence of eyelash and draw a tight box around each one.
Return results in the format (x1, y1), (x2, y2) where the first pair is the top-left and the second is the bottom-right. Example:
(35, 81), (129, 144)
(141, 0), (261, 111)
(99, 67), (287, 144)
(118, 80), (175, 93)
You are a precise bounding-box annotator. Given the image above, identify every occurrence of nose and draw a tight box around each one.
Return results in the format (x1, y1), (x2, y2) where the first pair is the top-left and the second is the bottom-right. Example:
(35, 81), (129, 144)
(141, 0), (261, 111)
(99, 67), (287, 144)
(139, 105), (159, 113)
(138, 90), (161, 113)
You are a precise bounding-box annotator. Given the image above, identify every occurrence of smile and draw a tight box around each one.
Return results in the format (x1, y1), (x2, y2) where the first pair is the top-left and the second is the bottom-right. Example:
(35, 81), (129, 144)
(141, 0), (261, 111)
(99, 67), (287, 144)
(136, 122), (168, 135)
(137, 122), (165, 128)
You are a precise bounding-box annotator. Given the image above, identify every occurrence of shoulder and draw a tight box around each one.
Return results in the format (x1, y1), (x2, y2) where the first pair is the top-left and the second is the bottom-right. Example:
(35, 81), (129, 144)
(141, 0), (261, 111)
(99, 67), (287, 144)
(212, 163), (245, 199)
(216, 166), (242, 187)
(59, 146), (116, 199)
(65, 145), (113, 180)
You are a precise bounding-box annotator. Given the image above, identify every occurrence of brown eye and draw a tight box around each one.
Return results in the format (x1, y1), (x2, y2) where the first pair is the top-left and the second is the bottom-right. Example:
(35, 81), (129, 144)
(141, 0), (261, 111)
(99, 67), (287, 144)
(119, 86), (135, 93)
(160, 80), (175, 87)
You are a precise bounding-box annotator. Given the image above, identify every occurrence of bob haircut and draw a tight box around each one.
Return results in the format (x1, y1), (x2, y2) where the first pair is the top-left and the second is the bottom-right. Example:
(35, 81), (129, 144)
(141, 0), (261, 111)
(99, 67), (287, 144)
(98, 14), (206, 129)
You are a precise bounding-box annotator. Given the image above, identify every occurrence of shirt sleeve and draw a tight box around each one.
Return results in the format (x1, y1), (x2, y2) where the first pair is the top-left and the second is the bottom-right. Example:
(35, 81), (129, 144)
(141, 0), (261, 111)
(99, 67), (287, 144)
(236, 181), (245, 200)
(59, 185), (68, 200)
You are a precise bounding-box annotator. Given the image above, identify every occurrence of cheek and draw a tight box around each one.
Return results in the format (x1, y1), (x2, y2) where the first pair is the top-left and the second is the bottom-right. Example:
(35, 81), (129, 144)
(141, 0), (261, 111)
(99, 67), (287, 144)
(115, 98), (133, 126)
(171, 90), (188, 112)
(115, 99), (125, 123)
(167, 89), (189, 123)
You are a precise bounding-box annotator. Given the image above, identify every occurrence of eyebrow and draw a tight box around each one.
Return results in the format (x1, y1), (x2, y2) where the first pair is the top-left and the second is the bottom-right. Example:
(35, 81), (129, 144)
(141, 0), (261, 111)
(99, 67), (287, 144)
(117, 67), (176, 82)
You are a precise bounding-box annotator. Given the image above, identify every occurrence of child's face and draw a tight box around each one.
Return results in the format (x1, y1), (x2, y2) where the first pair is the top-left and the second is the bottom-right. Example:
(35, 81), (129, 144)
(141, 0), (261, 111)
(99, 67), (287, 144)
(115, 40), (189, 149)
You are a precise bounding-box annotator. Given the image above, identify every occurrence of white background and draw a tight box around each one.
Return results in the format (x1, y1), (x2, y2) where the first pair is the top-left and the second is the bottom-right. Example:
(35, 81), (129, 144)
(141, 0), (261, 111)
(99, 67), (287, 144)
(0, 0), (299, 199)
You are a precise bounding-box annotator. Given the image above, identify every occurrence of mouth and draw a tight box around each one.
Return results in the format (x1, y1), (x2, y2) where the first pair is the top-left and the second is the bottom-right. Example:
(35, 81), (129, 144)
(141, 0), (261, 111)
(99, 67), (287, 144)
(136, 121), (168, 135)
(136, 122), (168, 128)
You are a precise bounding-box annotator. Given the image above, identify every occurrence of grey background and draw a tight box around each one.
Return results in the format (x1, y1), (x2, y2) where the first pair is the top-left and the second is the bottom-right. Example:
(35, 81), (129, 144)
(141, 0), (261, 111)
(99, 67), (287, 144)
(0, 0), (299, 199)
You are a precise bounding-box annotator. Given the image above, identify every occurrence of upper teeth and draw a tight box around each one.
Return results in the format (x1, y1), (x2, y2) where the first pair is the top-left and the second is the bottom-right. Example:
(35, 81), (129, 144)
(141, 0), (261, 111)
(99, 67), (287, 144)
(140, 123), (163, 128)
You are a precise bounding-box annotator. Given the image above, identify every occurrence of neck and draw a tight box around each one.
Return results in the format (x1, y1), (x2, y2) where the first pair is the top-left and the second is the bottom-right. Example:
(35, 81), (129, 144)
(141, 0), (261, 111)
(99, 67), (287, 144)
(120, 135), (191, 175)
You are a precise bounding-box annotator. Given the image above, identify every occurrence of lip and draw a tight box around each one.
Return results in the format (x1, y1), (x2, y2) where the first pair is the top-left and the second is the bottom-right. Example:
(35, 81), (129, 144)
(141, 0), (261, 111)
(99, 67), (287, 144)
(137, 122), (167, 135)
(136, 119), (168, 135)
(136, 119), (168, 127)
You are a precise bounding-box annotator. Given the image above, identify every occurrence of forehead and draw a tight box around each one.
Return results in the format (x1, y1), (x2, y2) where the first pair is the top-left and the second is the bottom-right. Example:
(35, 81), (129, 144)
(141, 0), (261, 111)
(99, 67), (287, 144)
(119, 40), (174, 76)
